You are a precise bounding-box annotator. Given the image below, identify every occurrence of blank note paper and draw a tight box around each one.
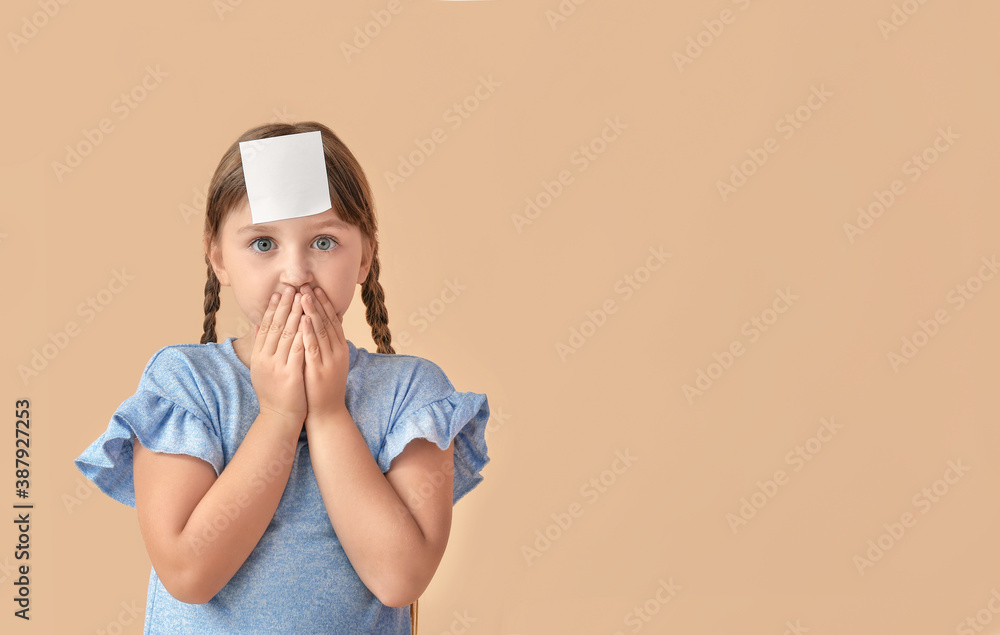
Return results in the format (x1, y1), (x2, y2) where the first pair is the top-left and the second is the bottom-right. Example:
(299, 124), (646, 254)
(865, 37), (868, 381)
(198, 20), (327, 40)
(239, 130), (332, 224)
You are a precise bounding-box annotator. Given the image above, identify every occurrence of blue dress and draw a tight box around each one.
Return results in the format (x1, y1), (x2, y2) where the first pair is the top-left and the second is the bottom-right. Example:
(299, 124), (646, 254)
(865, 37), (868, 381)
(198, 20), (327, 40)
(74, 336), (490, 634)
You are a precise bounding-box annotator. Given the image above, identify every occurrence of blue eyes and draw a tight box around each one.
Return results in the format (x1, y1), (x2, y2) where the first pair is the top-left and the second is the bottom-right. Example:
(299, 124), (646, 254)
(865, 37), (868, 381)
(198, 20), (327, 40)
(251, 238), (275, 253)
(249, 236), (338, 254)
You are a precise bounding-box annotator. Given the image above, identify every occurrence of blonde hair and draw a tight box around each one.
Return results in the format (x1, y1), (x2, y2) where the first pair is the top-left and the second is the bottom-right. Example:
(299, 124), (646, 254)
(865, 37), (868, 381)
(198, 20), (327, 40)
(199, 121), (417, 632)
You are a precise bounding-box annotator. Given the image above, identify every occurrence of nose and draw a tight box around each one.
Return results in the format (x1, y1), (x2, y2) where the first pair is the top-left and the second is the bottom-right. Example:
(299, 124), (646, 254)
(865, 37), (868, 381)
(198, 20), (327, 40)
(277, 247), (316, 290)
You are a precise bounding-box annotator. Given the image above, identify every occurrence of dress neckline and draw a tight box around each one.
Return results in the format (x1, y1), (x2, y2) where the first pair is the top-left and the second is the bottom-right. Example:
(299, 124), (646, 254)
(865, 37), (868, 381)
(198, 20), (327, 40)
(220, 336), (359, 379)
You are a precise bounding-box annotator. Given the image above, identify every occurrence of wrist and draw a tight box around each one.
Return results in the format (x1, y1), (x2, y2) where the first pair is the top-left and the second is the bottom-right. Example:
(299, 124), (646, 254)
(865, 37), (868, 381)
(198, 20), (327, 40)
(304, 406), (352, 429)
(257, 405), (306, 431)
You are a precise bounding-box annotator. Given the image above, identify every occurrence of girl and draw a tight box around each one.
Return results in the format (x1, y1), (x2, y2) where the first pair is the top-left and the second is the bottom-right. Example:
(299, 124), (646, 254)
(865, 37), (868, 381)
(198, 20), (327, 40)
(74, 121), (491, 634)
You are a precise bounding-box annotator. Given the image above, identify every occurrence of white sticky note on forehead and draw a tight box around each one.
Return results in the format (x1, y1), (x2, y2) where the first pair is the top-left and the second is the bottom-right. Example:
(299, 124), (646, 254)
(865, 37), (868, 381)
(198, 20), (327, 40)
(239, 130), (332, 224)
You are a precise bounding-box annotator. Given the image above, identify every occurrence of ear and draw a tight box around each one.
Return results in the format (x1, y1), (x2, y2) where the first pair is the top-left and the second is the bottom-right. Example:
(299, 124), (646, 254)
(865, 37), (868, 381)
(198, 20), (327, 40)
(204, 234), (231, 287)
(357, 236), (375, 285)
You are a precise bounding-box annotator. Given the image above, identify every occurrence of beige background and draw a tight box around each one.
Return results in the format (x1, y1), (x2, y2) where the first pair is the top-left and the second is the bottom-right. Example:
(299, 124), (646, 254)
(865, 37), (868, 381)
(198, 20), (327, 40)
(2, 0), (999, 633)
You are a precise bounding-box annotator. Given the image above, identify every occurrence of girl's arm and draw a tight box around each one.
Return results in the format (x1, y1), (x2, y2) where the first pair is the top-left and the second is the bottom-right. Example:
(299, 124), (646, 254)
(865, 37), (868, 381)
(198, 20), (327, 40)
(297, 286), (454, 607)
(134, 288), (310, 604)
(305, 417), (454, 608)
(133, 412), (302, 604)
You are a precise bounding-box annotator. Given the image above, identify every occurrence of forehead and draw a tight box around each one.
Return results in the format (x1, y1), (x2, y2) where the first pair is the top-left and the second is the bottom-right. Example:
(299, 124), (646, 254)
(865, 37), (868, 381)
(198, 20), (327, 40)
(222, 200), (355, 236)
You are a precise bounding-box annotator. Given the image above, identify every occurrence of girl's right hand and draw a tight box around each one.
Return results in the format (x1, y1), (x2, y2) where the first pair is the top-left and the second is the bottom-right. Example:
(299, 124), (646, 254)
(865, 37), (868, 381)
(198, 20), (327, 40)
(250, 288), (307, 425)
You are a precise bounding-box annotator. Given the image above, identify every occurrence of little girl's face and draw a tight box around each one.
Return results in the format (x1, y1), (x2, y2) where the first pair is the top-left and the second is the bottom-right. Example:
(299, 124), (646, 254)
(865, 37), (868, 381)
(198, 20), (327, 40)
(207, 200), (372, 330)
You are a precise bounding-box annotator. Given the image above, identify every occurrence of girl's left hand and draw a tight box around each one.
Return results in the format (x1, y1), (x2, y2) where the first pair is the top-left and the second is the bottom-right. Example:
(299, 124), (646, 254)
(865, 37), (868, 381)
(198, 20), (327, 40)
(299, 283), (350, 425)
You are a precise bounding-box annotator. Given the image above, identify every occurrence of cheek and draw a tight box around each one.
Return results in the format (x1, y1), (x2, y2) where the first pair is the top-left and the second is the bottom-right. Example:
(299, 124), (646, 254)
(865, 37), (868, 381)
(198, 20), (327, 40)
(242, 290), (273, 326)
(320, 284), (354, 314)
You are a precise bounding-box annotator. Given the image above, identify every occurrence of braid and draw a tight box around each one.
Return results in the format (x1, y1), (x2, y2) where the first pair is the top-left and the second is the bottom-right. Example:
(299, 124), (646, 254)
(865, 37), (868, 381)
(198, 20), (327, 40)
(200, 255), (222, 345)
(361, 245), (394, 355)
(360, 241), (414, 630)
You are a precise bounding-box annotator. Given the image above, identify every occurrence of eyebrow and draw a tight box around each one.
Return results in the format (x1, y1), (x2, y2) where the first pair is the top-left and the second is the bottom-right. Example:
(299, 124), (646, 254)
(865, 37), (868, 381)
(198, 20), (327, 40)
(236, 217), (350, 235)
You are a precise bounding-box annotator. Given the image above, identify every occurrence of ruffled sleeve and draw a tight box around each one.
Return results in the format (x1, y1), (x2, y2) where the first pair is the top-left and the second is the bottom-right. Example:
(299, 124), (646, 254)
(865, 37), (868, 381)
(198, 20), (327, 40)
(74, 348), (226, 509)
(375, 361), (490, 505)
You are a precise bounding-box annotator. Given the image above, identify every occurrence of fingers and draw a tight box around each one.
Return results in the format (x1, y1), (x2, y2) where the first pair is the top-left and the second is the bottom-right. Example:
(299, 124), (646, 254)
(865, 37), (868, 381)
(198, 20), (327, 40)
(254, 291), (280, 357)
(301, 292), (329, 364)
(314, 286), (342, 324)
(289, 320), (305, 365)
(301, 314), (321, 365)
(276, 293), (305, 360)
(315, 286), (346, 346)
(259, 288), (291, 357)
(303, 285), (345, 346)
(257, 287), (304, 361)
